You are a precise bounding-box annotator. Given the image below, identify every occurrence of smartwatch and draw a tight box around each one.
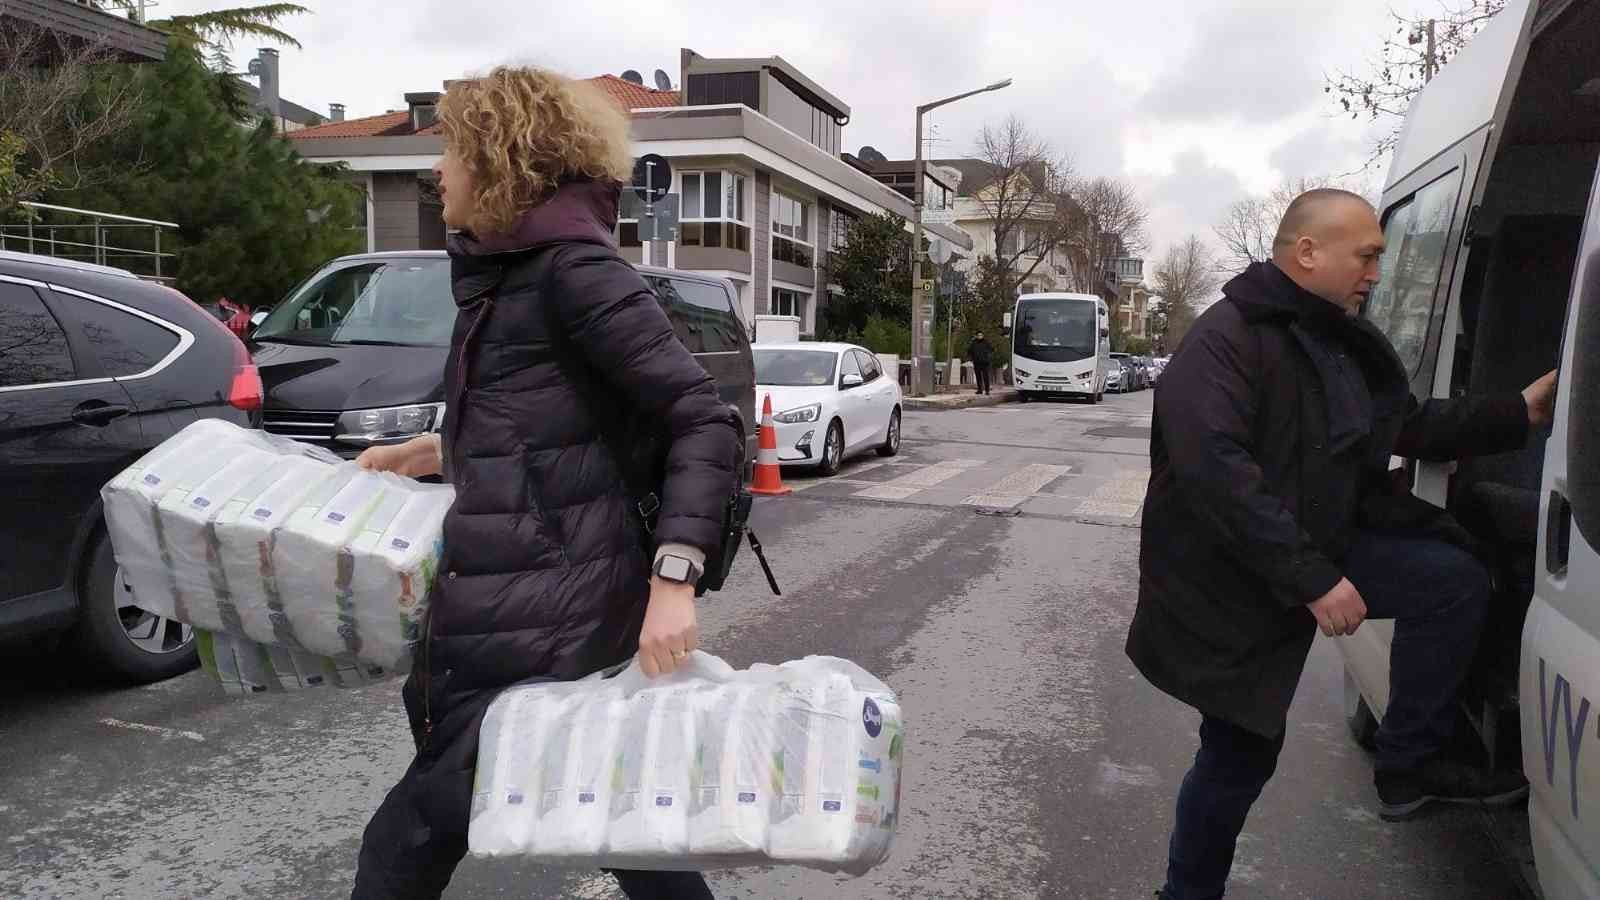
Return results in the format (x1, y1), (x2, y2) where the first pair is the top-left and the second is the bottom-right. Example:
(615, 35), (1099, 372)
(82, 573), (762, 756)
(653, 554), (702, 585)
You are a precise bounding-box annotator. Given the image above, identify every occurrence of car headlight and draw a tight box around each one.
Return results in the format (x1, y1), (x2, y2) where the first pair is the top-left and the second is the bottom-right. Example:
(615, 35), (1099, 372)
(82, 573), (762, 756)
(335, 403), (446, 445)
(774, 403), (821, 424)
(1076, 370), (1094, 380)
(1015, 369), (1032, 379)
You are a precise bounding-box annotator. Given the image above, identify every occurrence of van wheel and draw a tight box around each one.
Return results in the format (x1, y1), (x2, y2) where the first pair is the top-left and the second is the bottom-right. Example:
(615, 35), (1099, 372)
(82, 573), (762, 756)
(1345, 668), (1379, 750)
(71, 532), (198, 684)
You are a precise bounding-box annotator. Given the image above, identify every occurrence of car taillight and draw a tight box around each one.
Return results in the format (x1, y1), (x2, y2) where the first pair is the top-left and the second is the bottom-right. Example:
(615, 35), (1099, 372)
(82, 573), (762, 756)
(161, 285), (263, 413)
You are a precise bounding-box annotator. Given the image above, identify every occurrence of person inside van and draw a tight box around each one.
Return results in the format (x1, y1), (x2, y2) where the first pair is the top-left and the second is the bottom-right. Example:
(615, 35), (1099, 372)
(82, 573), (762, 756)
(1129, 188), (1558, 900)
(348, 66), (740, 900)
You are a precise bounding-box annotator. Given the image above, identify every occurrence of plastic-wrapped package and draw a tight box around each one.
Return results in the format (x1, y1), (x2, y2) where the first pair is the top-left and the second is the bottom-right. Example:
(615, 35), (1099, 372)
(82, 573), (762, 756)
(100, 419), (454, 695)
(470, 652), (904, 876)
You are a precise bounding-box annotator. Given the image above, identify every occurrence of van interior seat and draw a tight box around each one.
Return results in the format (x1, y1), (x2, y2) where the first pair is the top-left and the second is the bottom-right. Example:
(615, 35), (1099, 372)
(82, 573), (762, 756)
(1454, 214), (1583, 545)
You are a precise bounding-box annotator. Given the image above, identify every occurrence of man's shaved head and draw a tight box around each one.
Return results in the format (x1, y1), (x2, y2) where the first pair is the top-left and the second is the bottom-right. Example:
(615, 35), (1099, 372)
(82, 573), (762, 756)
(1271, 188), (1386, 313)
(1272, 189), (1374, 252)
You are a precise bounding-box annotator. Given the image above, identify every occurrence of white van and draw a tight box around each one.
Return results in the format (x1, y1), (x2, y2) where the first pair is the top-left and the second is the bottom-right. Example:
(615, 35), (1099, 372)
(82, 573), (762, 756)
(1336, 0), (1600, 895)
(1003, 292), (1111, 402)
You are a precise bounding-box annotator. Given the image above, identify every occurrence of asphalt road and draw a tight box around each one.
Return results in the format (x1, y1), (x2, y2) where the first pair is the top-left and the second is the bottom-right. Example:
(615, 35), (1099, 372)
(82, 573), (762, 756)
(0, 388), (1536, 899)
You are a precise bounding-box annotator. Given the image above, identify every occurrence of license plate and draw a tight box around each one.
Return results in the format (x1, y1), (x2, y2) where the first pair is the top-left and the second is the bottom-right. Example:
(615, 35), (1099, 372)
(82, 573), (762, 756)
(1041, 385), (1063, 392)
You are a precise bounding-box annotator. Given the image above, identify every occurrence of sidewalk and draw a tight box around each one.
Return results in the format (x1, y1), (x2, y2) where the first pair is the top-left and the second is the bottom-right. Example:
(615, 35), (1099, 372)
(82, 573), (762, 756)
(902, 387), (1018, 411)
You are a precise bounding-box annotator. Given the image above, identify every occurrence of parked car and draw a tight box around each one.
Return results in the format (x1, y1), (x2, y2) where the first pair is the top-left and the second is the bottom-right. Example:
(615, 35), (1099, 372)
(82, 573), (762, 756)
(1110, 352), (1146, 390)
(250, 251), (757, 469)
(1105, 359), (1129, 393)
(754, 342), (901, 475)
(0, 250), (262, 682)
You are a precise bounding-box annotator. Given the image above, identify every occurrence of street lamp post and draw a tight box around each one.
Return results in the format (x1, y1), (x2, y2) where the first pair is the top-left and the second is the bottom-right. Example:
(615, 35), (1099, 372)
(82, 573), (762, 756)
(910, 78), (1012, 397)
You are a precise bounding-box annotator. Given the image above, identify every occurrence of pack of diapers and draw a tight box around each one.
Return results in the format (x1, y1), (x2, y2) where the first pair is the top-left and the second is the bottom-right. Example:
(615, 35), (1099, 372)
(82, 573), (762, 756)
(101, 419), (454, 695)
(469, 652), (904, 876)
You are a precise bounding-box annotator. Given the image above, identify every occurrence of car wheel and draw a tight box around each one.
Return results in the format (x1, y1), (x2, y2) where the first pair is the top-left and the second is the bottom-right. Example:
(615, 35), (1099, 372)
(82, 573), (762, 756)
(70, 532), (198, 683)
(877, 408), (902, 457)
(817, 420), (845, 476)
(1344, 668), (1379, 750)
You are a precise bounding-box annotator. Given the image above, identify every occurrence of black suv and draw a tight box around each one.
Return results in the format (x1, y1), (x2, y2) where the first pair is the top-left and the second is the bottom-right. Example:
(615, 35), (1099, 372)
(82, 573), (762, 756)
(250, 251), (757, 467)
(0, 250), (262, 681)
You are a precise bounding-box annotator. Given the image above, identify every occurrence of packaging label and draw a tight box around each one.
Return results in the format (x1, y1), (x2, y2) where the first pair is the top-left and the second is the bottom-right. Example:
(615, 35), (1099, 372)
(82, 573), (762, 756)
(653, 792), (675, 809)
(862, 698), (883, 737)
(737, 791), (757, 805)
(578, 791), (597, 805)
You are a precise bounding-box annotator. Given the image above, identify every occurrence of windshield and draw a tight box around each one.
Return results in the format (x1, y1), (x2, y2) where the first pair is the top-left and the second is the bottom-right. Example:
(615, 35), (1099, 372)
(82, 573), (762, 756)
(1014, 298), (1097, 362)
(255, 260), (454, 347)
(754, 349), (838, 386)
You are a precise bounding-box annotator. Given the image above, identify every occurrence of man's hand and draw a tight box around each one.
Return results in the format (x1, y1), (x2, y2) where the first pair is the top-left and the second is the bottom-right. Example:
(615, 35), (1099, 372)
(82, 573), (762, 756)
(1307, 577), (1367, 637)
(638, 578), (698, 678)
(1522, 370), (1558, 429)
(355, 435), (442, 478)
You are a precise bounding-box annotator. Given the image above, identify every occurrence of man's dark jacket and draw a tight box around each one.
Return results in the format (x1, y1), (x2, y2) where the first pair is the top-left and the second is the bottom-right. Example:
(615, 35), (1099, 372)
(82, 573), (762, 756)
(1126, 261), (1528, 738)
(354, 181), (741, 896)
(967, 337), (994, 365)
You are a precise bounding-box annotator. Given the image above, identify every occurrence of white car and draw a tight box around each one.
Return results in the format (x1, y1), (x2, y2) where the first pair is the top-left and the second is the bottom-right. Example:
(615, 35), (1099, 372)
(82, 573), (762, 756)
(754, 342), (902, 475)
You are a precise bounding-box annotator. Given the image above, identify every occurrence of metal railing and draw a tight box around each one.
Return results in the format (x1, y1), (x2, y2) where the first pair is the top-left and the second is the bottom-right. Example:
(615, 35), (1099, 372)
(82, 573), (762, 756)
(0, 202), (180, 281)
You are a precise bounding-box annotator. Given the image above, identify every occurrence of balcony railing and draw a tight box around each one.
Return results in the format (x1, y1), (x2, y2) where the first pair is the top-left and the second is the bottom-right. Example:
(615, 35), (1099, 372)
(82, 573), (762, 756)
(0, 201), (179, 281)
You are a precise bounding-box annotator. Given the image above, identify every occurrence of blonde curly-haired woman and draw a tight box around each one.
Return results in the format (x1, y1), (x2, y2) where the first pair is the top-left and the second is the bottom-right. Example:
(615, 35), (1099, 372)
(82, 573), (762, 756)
(351, 66), (738, 900)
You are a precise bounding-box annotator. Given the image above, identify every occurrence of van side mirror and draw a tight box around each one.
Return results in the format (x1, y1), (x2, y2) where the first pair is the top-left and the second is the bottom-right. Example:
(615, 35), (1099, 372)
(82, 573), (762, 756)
(1101, 327), (1110, 338)
(1001, 311), (1013, 337)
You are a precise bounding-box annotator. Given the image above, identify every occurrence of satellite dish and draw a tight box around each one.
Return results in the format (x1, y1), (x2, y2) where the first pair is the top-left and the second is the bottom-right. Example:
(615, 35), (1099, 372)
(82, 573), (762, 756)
(621, 70), (644, 86)
(653, 69), (673, 92)
(858, 145), (888, 165)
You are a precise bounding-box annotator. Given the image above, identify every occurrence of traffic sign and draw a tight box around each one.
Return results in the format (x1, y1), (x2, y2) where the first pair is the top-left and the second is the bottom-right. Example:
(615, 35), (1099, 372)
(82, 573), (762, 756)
(631, 154), (673, 203)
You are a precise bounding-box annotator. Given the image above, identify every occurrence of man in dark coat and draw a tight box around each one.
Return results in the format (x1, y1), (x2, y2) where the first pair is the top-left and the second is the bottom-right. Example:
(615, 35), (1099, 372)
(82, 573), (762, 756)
(1128, 189), (1558, 899)
(967, 332), (994, 394)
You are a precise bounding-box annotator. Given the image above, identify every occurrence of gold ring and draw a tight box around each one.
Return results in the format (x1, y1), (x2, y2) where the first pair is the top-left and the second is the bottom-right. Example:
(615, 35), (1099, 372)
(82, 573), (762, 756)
(671, 649), (688, 660)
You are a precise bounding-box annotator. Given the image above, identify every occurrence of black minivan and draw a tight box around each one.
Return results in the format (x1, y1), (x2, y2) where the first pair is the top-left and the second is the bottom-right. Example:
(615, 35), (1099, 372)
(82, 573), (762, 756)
(0, 250), (262, 681)
(250, 251), (757, 469)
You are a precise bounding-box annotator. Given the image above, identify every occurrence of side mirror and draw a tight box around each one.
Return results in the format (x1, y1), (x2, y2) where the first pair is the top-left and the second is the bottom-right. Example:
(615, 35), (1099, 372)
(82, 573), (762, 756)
(250, 309), (271, 328)
(1101, 327), (1110, 338)
(841, 373), (864, 389)
(1001, 311), (1013, 337)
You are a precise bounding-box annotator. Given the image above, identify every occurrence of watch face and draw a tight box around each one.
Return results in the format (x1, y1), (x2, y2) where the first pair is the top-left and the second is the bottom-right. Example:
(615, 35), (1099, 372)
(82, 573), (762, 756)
(659, 556), (693, 582)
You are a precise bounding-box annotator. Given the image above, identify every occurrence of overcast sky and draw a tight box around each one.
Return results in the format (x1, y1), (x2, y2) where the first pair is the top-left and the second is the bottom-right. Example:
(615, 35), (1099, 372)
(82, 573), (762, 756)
(161, 0), (1447, 265)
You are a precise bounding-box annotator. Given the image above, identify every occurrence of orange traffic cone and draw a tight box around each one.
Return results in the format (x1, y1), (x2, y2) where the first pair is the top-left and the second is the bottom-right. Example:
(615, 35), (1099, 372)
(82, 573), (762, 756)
(749, 393), (792, 496)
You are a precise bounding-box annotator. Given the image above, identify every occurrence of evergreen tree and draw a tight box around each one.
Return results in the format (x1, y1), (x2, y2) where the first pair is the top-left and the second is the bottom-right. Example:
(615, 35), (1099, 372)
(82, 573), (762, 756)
(820, 212), (912, 341)
(56, 41), (362, 308)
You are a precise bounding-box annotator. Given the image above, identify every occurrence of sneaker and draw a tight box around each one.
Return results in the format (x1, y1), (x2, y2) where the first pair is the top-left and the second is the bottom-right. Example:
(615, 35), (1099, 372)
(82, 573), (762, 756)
(1375, 759), (1529, 821)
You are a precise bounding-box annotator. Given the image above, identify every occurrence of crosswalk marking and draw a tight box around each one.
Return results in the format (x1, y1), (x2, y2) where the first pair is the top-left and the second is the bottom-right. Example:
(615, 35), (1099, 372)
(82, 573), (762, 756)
(963, 464), (1072, 509)
(853, 458), (984, 500)
(1073, 472), (1148, 517)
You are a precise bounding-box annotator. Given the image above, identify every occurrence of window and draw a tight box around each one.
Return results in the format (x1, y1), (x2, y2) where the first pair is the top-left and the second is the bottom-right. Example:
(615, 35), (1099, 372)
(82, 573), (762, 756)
(0, 283), (76, 388)
(254, 260), (454, 347)
(838, 349), (862, 385)
(679, 170), (750, 251)
(772, 193), (813, 268)
(998, 228), (1019, 259)
(754, 348), (836, 386)
(63, 296), (180, 378)
(854, 350), (881, 383)
(1365, 169), (1463, 376)
(830, 211), (855, 253)
(772, 287), (806, 320)
(648, 276), (743, 354)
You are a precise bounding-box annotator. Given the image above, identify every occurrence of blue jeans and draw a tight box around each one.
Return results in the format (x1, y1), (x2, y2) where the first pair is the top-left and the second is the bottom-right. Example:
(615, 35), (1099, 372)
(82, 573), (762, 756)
(1160, 532), (1491, 899)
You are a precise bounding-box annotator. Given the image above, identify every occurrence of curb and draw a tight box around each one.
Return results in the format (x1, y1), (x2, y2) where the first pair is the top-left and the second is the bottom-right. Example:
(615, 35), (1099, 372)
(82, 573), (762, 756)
(902, 390), (1019, 411)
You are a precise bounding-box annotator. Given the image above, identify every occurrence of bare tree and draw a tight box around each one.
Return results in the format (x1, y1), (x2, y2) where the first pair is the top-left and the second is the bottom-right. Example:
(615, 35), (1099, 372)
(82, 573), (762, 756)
(1151, 236), (1220, 351)
(970, 116), (1075, 297)
(1326, 1), (1506, 165)
(0, 26), (146, 214)
(1212, 175), (1374, 275)
(1058, 175), (1149, 297)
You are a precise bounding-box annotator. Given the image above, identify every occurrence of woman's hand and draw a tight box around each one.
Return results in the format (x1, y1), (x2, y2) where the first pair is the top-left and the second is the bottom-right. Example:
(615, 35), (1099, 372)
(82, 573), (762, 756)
(355, 434), (443, 478)
(638, 578), (698, 678)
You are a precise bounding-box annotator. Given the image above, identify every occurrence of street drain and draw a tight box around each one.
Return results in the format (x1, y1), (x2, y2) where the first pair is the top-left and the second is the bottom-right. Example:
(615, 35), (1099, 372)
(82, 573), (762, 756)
(973, 506), (1022, 517)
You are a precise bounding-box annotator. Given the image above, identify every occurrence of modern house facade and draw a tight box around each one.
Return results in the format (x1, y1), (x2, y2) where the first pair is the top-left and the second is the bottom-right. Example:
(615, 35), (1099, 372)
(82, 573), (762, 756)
(285, 50), (971, 335)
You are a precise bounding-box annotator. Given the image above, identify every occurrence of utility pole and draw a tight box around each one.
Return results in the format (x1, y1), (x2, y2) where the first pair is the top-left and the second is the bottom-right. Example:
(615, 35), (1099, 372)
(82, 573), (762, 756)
(910, 77), (1012, 397)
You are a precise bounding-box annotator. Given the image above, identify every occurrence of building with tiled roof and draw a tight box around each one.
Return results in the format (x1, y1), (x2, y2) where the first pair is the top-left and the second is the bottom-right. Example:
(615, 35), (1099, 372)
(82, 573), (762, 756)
(288, 50), (971, 332)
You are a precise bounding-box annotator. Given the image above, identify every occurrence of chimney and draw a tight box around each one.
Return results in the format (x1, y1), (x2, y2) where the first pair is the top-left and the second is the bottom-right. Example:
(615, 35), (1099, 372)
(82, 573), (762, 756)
(246, 48), (281, 118)
(329, 103), (345, 122)
(405, 91), (442, 132)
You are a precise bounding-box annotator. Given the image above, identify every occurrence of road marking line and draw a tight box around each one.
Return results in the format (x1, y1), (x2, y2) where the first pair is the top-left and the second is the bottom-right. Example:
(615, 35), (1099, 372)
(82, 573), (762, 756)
(1072, 472), (1149, 517)
(853, 458), (983, 500)
(99, 717), (205, 743)
(963, 463), (1073, 508)
(1074, 499), (1142, 517)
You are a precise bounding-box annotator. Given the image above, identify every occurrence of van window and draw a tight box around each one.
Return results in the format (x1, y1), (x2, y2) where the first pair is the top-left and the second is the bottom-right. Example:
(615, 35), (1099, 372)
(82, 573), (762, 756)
(648, 277), (743, 354)
(1366, 169), (1463, 377)
(255, 260), (453, 347)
